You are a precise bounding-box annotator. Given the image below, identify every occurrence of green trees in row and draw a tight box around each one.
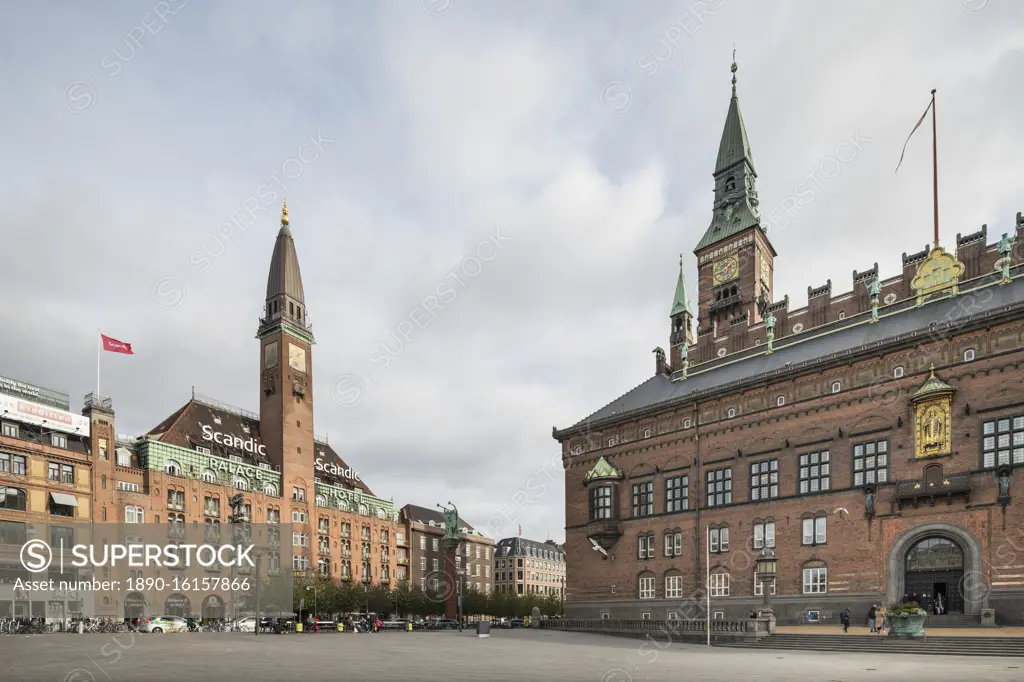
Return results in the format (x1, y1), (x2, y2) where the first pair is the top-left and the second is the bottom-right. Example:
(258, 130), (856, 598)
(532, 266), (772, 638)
(292, 576), (563, 619)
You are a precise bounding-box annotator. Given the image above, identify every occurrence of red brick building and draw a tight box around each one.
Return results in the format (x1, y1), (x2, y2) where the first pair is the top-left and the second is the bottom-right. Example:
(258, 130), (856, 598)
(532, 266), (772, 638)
(554, 65), (1024, 625)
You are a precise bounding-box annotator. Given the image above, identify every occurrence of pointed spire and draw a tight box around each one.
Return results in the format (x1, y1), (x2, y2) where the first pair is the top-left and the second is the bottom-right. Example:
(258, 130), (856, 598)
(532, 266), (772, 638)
(670, 254), (691, 317)
(265, 201), (306, 305)
(715, 53), (754, 175)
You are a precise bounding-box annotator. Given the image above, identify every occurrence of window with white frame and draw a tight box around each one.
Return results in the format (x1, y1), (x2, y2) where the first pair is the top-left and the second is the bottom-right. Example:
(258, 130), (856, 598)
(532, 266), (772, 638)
(638, 575), (655, 599)
(894, 366), (904, 378)
(753, 571), (776, 596)
(684, 419), (692, 429)
(200, 469), (217, 483)
(776, 395), (785, 407)
(709, 572), (729, 597)
(750, 459), (779, 501)
(727, 408), (737, 418)
(803, 566), (828, 594)
(964, 349), (975, 362)
(664, 574), (683, 599)
(644, 428), (652, 438)
(165, 460), (182, 475)
(982, 416), (1024, 468)
(663, 531), (682, 557)
(798, 450), (830, 493)
(802, 516), (827, 545)
(667, 611), (678, 620)
(638, 534), (654, 559)
(124, 506), (144, 523)
(641, 612), (651, 620)
(853, 440), (889, 486)
(706, 467), (732, 507)
(831, 381), (842, 393)
(753, 521), (775, 549)
(709, 526), (729, 553)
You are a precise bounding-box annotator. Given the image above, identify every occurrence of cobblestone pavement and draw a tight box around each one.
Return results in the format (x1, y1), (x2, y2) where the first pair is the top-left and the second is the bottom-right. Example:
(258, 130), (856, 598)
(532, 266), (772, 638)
(2, 629), (1022, 682)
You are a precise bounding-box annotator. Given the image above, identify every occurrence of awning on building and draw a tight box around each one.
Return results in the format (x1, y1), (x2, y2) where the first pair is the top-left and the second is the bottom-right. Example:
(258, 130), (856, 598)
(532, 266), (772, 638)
(49, 492), (79, 507)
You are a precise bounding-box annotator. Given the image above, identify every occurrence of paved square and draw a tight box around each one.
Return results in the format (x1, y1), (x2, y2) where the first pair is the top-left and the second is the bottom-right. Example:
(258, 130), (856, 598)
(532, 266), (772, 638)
(1, 630), (1021, 681)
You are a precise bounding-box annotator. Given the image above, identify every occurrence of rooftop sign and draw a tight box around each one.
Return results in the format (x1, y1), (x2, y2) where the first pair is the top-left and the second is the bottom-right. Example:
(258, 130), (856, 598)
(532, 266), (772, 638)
(0, 395), (90, 437)
(0, 375), (70, 411)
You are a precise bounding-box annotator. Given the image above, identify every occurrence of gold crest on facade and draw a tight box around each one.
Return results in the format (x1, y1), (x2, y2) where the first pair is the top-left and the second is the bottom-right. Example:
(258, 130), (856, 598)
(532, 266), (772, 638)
(910, 365), (955, 459)
(911, 246), (965, 305)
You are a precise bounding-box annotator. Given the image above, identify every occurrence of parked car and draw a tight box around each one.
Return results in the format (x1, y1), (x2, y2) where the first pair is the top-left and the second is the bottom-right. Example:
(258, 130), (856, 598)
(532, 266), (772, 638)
(501, 618), (525, 629)
(143, 616), (188, 633)
(428, 618), (459, 630)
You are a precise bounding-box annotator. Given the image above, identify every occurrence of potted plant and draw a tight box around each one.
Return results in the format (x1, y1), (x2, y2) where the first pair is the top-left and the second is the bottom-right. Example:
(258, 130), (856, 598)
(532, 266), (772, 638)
(886, 602), (927, 639)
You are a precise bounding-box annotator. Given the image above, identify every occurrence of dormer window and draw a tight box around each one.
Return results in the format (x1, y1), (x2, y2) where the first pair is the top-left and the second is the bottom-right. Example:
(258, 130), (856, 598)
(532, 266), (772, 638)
(964, 349), (976, 362)
(894, 366), (904, 379)
(727, 408), (737, 418)
(776, 396), (785, 407)
(831, 381), (842, 394)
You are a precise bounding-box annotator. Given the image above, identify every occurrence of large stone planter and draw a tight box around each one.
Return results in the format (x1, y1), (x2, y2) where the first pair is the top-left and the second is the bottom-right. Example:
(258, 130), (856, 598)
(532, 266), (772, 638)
(887, 612), (926, 639)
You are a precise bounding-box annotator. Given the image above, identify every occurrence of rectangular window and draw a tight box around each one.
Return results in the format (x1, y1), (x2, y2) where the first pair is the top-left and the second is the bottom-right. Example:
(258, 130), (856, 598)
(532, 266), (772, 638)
(798, 450), (831, 494)
(432, 559), (439, 571)
(638, 576), (655, 599)
(709, 527), (728, 553)
(665, 575), (682, 599)
(802, 517), (827, 545)
(754, 573), (776, 596)
(982, 417), (1024, 468)
(51, 433), (68, 449)
(753, 522), (775, 549)
(61, 464), (74, 483)
(12, 455), (25, 476)
(0, 452), (8, 473)
(709, 573), (729, 597)
(853, 440), (889, 486)
(803, 567), (828, 594)
(589, 485), (613, 520)
(631, 481), (653, 517)
(665, 476), (689, 513)
(637, 535), (654, 559)
(706, 468), (732, 507)
(1, 423), (18, 438)
(48, 462), (60, 481)
(667, 611), (678, 621)
(432, 538), (439, 551)
(749, 459), (779, 501)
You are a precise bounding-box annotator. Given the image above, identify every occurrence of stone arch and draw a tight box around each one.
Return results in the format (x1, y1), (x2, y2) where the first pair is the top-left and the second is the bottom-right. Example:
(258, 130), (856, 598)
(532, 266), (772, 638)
(886, 521), (984, 614)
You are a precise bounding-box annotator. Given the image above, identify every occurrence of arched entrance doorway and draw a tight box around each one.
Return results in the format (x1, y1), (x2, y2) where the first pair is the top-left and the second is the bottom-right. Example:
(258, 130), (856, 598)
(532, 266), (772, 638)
(123, 592), (145, 621)
(165, 594), (190, 618)
(904, 536), (964, 614)
(201, 595), (225, 620)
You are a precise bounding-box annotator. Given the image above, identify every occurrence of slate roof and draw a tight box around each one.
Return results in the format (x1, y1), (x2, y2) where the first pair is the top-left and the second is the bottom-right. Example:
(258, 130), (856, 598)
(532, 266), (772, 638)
(144, 397), (375, 496)
(555, 272), (1024, 436)
(494, 537), (565, 561)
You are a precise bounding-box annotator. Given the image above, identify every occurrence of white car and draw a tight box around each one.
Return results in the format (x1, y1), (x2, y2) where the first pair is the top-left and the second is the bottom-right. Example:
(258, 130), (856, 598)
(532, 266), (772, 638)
(143, 616), (188, 633)
(233, 617), (257, 632)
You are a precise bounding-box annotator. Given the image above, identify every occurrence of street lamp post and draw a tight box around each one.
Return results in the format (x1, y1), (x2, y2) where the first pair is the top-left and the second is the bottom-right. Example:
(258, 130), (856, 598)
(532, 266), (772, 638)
(306, 585), (317, 628)
(755, 546), (777, 634)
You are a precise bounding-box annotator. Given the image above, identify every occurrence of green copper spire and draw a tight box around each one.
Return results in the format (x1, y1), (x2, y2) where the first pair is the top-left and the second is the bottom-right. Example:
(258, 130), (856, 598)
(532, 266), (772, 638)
(670, 254), (691, 317)
(715, 50), (754, 175)
(694, 52), (763, 255)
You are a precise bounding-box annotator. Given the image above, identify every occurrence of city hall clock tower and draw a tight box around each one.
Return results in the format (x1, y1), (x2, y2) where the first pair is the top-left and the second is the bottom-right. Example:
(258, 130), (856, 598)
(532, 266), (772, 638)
(257, 201), (316, 498)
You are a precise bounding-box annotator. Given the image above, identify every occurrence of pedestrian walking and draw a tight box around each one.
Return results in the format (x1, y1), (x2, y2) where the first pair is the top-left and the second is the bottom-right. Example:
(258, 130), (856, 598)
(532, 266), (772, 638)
(876, 606), (887, 635)
(839, 608), (851, 633)
(868, 605), (877, 632)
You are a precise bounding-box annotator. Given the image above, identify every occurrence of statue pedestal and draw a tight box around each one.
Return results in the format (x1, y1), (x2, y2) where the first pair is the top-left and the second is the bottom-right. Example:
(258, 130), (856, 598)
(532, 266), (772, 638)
(981, 609), (997, 627)
(443, 542), (459, 621)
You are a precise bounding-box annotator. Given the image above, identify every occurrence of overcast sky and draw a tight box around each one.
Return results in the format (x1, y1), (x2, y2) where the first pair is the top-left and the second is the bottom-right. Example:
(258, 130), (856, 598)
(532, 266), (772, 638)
(1, 0), (1021, 544)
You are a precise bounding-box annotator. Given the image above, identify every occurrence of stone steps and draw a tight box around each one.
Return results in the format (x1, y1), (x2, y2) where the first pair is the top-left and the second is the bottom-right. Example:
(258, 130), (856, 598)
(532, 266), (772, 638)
(719, 634), (1024, 657)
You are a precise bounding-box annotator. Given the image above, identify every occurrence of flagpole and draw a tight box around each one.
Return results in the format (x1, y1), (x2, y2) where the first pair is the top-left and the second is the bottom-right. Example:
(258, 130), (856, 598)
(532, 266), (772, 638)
(705, 524), (710, 646)
(931, 88), (939, 248)
(97, 328), (101, 397)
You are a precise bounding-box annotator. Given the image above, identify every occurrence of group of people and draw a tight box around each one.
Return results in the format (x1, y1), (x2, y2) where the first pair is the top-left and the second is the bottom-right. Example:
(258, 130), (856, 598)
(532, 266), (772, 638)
(838, 606), (889, 634)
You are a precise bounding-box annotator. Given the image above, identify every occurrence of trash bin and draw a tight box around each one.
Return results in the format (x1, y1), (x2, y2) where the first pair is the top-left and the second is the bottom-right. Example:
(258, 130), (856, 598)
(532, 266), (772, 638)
(476, 621), (490, 638)
(296, 623), (303, 633)
(406, 622), (412, 632)
(337, 623), (344, 632)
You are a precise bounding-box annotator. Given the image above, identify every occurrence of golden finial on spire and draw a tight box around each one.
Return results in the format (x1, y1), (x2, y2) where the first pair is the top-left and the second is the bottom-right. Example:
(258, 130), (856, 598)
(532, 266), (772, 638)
(929, 363), (935, 377)
(281, 199), (290, 227)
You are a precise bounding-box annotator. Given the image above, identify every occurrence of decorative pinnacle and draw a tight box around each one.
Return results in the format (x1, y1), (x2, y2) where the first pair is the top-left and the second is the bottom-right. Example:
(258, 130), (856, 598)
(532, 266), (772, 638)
(731, 47), (738, 96)
(929, 363), (935, 376)
(281, 200), (289, 227)
(679, 253), (684, 270)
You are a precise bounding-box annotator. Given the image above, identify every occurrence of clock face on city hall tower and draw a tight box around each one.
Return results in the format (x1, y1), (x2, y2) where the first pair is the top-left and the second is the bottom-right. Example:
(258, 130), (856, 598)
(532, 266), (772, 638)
(713, 255), (739, 285)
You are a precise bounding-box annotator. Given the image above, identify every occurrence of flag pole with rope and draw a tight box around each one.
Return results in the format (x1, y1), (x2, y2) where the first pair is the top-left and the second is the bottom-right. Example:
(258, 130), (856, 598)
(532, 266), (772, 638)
(97, 328), (101, 397)
(894, 89), (940, 247)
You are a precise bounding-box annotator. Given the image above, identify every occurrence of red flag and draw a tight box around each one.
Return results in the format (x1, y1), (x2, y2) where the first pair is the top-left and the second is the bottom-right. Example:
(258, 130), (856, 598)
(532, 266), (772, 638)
(894, 94), (934, 174)
(101, 334), (134, 355)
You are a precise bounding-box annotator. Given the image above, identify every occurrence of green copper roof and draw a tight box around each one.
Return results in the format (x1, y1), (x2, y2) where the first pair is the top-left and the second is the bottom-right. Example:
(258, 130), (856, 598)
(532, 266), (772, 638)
(670, 256), (691, 317)
(694, 59), (762, 254)
(911, 366), (955, 401)
(584, 456), (623, 483)
(715, 90), (754, 175)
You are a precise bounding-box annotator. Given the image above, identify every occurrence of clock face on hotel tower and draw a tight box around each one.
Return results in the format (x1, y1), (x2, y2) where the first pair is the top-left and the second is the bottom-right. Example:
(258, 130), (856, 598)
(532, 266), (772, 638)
(288, 342), (307, 373)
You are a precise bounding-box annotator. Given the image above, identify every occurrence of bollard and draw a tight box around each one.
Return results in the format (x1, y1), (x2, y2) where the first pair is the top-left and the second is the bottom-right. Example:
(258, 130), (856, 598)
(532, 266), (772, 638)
(78, 620), (83, 635)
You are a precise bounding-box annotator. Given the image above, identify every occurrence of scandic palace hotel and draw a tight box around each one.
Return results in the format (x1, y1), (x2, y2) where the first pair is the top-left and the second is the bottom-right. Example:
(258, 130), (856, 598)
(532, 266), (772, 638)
(554, 66), (1024, 625)
(0, 203), (564, 622)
